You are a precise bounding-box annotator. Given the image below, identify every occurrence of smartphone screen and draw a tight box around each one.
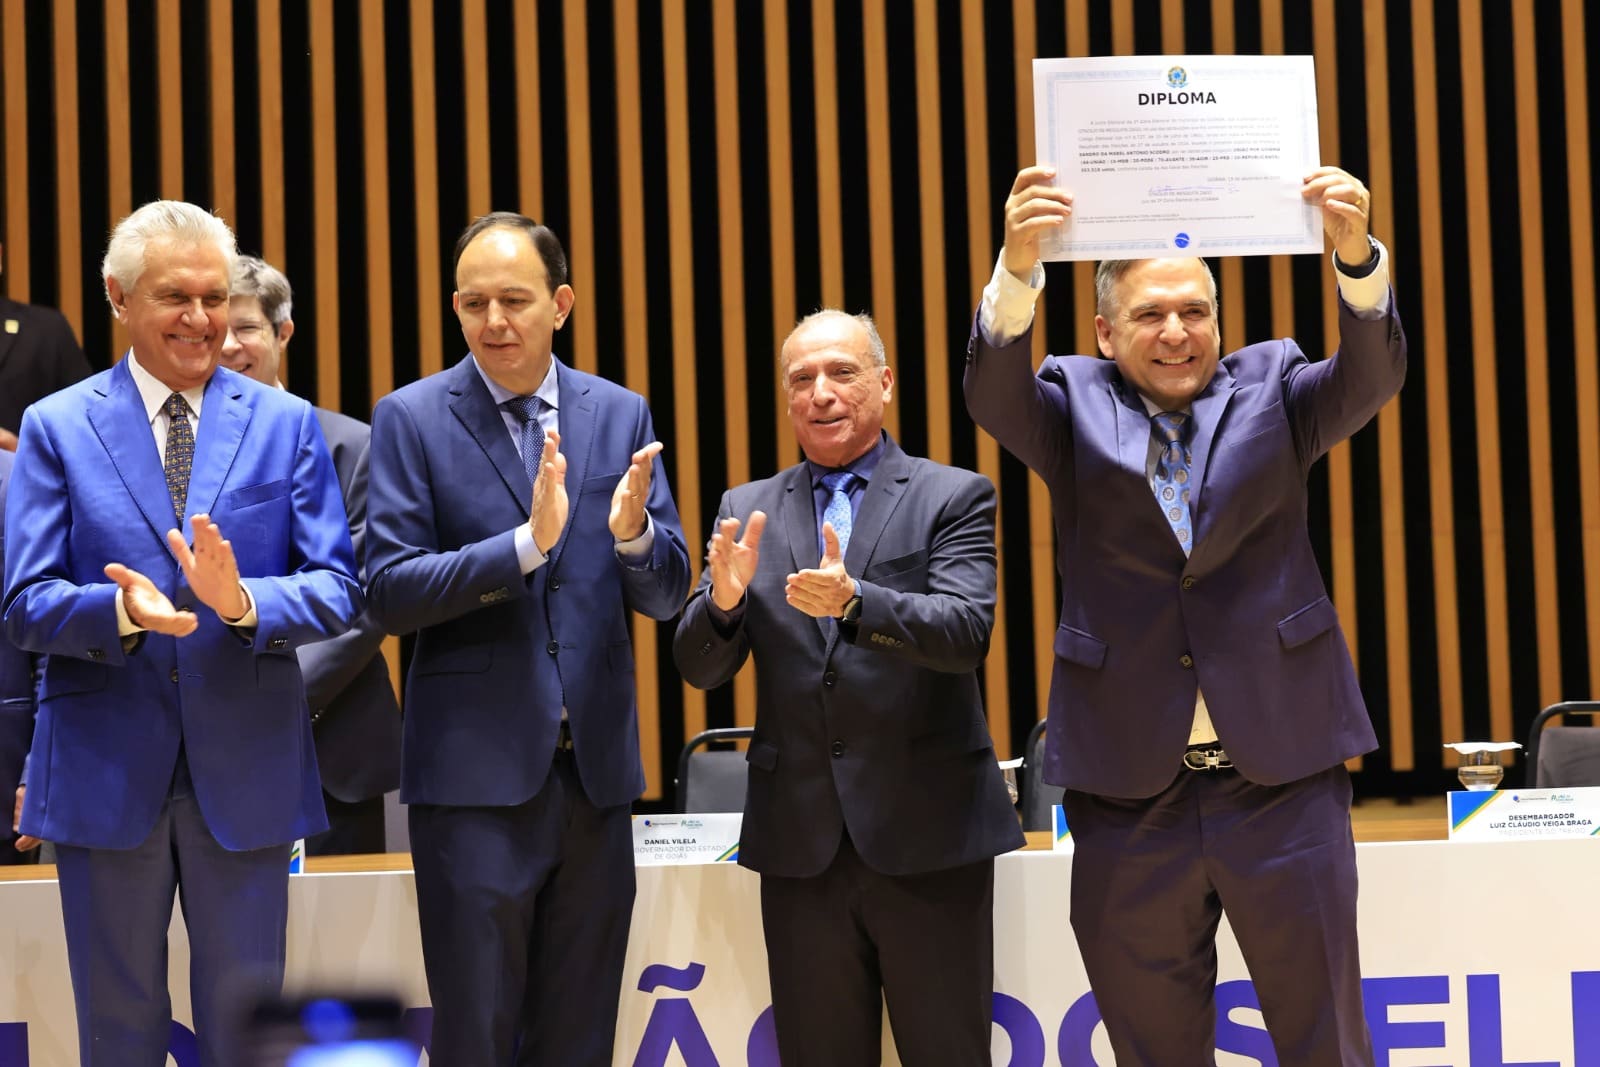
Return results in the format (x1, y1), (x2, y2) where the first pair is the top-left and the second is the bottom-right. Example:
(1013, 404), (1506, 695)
(285, 1040), (419, 1067)
(242, 993), (419, 1067)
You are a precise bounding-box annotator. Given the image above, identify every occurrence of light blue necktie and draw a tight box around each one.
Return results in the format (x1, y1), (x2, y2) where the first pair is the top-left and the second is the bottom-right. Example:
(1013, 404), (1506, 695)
(503, 394), (546, 493)
(1151, 411), (1193, 555)
(819, 470), (857, 557)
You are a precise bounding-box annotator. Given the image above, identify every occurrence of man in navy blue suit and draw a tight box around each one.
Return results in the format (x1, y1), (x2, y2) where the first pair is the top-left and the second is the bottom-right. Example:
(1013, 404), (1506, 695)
(367, 213), (691, 1065)
(0, 449), (40, 865)
(966, 166), (1403, 1064)
(219, 254), (402, 856)
(1, 201), (362, 1066)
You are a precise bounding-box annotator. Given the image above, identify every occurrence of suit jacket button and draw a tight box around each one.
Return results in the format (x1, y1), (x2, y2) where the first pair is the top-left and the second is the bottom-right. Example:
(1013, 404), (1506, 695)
(549, 578), (561, 591)
(546, 641), (559, 655)
(170, 669), (180, 683)
(700, 642), (712, 655)
(270, 638), (287, 650)
(831, 740), (845, 758)
(1179, 653), (1194, 668)
(86, 648), (104, 660)
(1181, 575), (1196, 590)
(823, 671), (837, 687)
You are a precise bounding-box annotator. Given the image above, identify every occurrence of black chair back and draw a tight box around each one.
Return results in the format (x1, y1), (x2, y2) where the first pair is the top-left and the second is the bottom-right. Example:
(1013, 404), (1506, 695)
(1020, 719), (1064, 832)
(674, 727), (756, 813)
(1525, 701), (1600, 787)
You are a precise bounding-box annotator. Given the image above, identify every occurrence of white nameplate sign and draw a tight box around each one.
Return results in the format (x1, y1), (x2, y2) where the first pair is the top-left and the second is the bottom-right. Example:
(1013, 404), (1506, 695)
(1448, 787), (1600, 841)
(632, 813), (743, 866)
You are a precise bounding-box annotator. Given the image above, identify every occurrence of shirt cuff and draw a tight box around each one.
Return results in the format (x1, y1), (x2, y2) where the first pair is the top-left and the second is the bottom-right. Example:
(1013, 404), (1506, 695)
(514, 523), (549, 575)
(115, 587), (142, 637)
(978, 253), (1046, 347)
(1333, 238), (1391, 320)
(614, 513), (656, 567)
(707, 591), (747, 638)
(221, 584), (257, 629)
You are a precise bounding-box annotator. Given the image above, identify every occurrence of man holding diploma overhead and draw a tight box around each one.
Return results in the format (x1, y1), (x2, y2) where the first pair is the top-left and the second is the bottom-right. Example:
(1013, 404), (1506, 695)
(964, 165), (1404, 1064)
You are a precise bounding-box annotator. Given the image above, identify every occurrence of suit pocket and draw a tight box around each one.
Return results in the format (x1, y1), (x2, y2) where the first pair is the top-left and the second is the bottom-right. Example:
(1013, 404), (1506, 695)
(42, 658), (108, 700)
(746, 740), (779, 771)
(580, 471), (628, 496)
(1277, 596), (1338, 648)
(1225, 402), (1288, 447)
(865, 550), (928, 581)
(255, 652), (302, 692)
(606, 640), (633, 674)
(908, 717), (994, 754)
(413, 641), (493, 675)
(227, 478), (291, 510)
(1053, 625), (1107, 670)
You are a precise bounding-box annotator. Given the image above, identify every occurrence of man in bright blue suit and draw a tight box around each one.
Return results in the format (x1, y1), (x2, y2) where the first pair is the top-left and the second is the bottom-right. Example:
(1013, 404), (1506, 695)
(1, 201), (362, 1066)
(367, 212), (691, 1065)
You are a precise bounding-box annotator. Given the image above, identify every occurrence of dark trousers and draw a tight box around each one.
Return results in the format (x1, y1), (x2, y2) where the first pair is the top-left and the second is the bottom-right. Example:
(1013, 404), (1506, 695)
(54, 793), (290, 1067)
(759, 833), (996, 1067)
(0, 834), (37, 864)
(1064, 764), (1372, 1067)
(305, 790), (386, 855)
(409, 751), (635, 1067)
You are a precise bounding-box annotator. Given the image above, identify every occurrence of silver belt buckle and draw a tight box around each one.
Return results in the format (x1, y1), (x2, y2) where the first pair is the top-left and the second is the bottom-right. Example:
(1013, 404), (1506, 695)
(1182, 746), (1232, 771)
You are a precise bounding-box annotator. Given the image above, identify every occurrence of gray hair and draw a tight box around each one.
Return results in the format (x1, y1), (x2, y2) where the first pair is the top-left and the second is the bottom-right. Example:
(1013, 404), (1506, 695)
(782, 309), (888, 371)
(1094, 258), (1219, 319)
(231, 255), (294, 325)
(102, 201), (237, 304)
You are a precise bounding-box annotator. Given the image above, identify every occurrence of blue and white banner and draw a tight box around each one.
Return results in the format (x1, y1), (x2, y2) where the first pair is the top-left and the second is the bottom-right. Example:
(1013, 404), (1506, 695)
(4, 837), (1600, 1064)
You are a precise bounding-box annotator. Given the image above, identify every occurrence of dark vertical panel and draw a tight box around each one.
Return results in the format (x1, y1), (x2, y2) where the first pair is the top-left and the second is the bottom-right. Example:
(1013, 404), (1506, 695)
(76, 0), (110, 366)
(23, 2), (56, 303)
(383, 0), (419, 392)
(279, 0), (317, 400)
(230, 0), (261, 251)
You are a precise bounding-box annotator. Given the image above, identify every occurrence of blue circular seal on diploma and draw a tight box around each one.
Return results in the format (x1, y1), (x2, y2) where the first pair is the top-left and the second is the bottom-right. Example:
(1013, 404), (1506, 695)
(1173, 232), (1192, 249)
(1167, 66), (1188, 89)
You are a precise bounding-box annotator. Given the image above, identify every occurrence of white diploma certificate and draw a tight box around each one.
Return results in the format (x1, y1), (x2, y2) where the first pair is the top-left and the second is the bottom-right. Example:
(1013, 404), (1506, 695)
(1032, 55), (1323, 261)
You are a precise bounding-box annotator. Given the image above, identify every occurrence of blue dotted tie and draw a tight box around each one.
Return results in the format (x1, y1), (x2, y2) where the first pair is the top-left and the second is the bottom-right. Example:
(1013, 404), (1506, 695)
(503, 395), (546, 494)
(1151, 411), (1193, 555)
(820, 470), (856, 557)
(163, 393), (194, 522)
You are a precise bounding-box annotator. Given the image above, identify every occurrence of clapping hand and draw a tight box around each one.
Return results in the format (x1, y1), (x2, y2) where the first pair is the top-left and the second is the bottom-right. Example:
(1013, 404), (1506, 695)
(709, 511), (766, 612)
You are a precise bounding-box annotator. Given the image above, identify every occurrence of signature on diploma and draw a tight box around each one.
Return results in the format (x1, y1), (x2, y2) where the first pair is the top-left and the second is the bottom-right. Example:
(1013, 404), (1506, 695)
(1147, 181), (1238, 196)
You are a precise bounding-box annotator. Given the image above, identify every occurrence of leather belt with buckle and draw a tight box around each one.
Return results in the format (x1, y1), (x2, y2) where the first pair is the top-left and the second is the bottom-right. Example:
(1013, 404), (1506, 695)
(1182, 744), (1233, 771)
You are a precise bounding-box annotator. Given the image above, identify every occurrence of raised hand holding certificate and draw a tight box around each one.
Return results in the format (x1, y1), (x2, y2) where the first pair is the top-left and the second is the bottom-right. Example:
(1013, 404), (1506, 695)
(1032, 54), (1323, 261)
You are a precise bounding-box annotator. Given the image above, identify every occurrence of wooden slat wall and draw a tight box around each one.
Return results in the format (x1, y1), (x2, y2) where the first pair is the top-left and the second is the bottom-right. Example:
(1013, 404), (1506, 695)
(3, 0), (1596, 800)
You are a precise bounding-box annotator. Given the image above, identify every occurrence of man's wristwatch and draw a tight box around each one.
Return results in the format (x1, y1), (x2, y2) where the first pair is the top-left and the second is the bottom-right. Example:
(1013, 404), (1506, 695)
(839, 583), (863, 624)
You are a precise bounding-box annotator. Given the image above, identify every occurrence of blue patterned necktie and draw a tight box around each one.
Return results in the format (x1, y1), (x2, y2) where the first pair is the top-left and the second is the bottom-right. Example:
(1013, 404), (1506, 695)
(1151, 411), (1193, 555)
(503, 394), (546, 493)
(163, 392), (195, 521)
(819, 470), (857, 557)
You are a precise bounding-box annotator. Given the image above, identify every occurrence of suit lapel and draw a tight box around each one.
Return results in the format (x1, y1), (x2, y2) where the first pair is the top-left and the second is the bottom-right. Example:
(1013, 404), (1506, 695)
(842, 438), (911, 576)
(1185, 362), (1237, 530)
(548, 361), (597, 567)
(86, 358), (182, 549)
(782, 463), (817, 575)
(184, 370), (250, 524)
(776, 465), (831, 646)
(1113, 382), (1154, 487)
(448, 357), (530, 515)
